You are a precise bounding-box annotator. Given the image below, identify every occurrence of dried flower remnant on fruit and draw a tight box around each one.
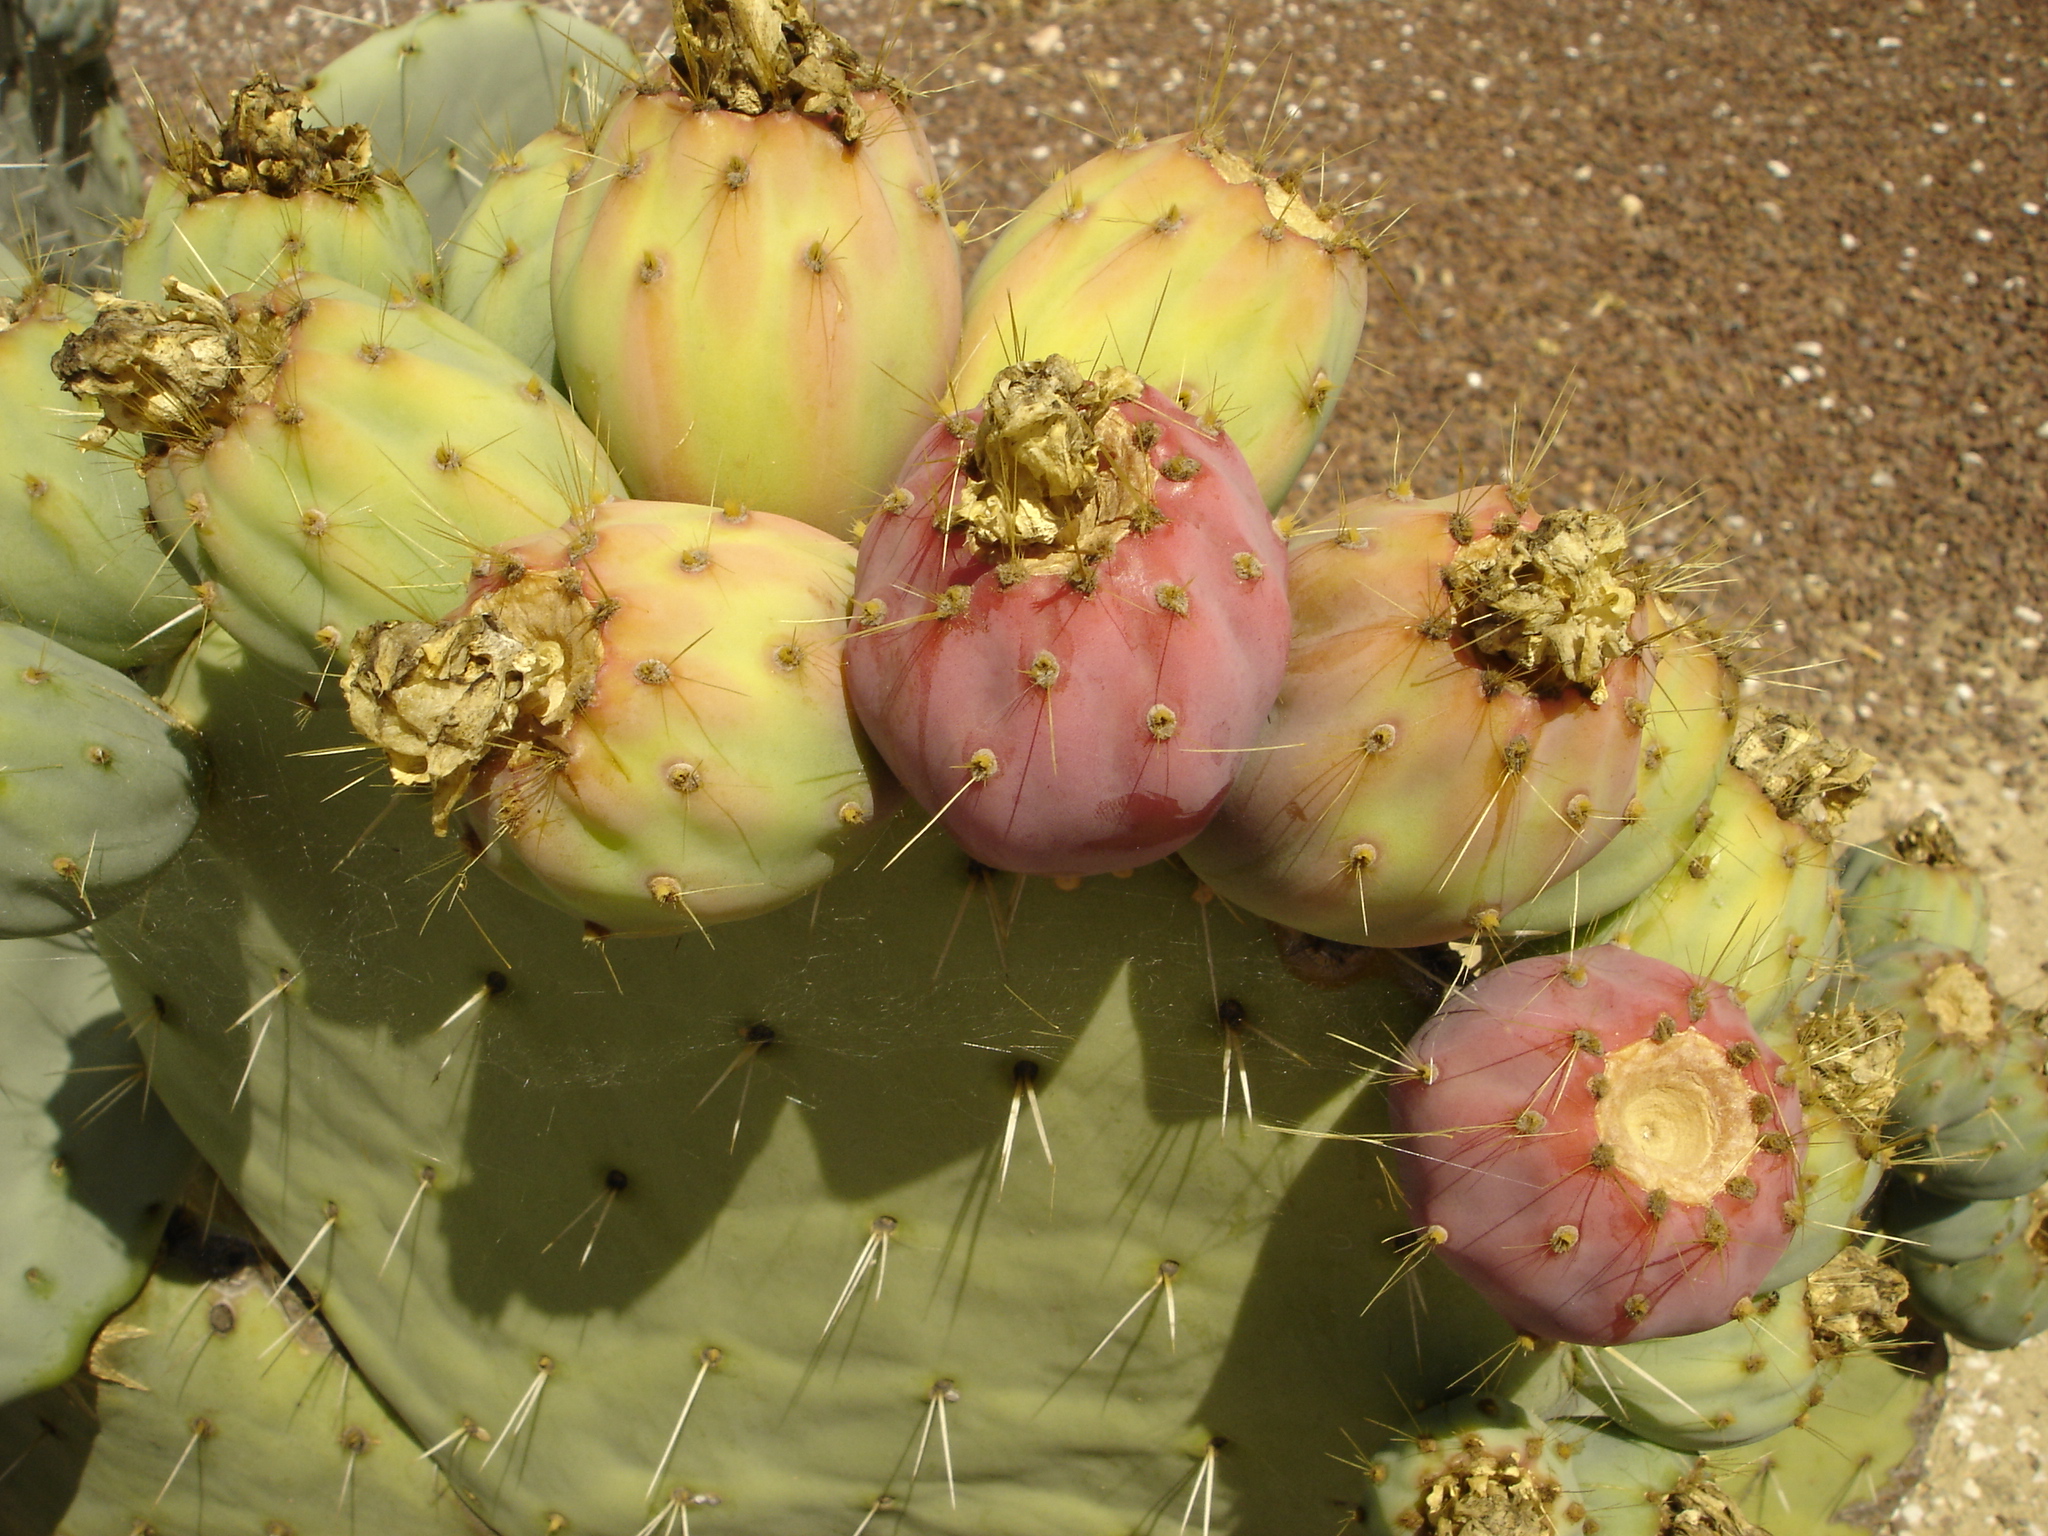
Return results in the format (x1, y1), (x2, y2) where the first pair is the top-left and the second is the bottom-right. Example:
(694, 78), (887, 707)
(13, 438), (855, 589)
(1661, 1469), (1768, 1536)
(934, 356), (1160, 588)
(1443, 509), (1644, 702)
(341, 577), (602, 832)
(52, 283), (289, 444)
(667, 0), (904, 143)
(1793, 1004), (1902, 1134)
(164, 73), (376, 201)
(1728, 709), (1874, 835)
(1805, 1248), (1910, 1356)
(1416, 1448), (1561, 1535)
(1891, 809), (1966, 867)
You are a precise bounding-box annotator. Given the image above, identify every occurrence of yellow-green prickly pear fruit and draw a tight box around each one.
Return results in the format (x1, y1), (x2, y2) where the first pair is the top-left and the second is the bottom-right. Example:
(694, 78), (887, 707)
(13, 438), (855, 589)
(954, 130), (1373, 510)
(441, 125), (592, 383)
(122, 74), (437, 303)
(52, 273), (624, 680)
(342, 500), (893, 934)
(551, 0), (963, 536)
(0, 278), (199, 665)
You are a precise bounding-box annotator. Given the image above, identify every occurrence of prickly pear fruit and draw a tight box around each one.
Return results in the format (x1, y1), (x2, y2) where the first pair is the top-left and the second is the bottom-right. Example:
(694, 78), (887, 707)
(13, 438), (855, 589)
(1356, 1394), (1586, 1536)
(550, 0), (961, 534)
(954, 130), (1372, 509)
(1883, 1181), (2030, 1266)
(1856, 941), (2009, 1144)
(52, 273), (623, 678)
(1183, 486), (1658, 948)
(439, 124), (590, 381)
(304, 0), (641, 241)
(1388, 945), (1805, 1345)
(344, 500), (890, 934)
(0, 278), (199, 664)
(1755, 1002), (1898, 1291)
(0, 624), (198, 937)
(1896, 1188), (2048, 1350)
(1503, 616), (1739, 934)
(1839, 810), (1992, 961)
(122, 74), (436, 303)
(1572, 1249), (1905, 1452)
(845, 356), (1288, 875)
(1561, 1426), (1743, 1536)
(1542, 746), (1844, 1032)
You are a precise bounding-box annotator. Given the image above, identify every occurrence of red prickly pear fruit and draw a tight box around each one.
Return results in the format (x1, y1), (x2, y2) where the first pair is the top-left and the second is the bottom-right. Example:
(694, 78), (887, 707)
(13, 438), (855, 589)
(844, 355), (1289, 876)
(1182, 486), (1658, 949)
(1386, 944), (1806, 1345)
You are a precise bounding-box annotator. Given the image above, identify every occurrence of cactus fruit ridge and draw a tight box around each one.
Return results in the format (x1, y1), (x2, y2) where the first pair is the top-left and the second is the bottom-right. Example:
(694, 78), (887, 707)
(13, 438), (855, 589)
(550, 0), (961, 535)
(440, 123), (591, 382)
(954, 129), (1373, 510)
(1561, 754), (1842, 1030)
(0, 623), (198, 937)
(845, 355), (1289, 876)
(344, 499), (892, 933)
(304, 0), (643, 241)
(1503, 613), (1740, 935)
(1183, 486), (1660, 949)
(53, 272), (624, 678)
(122, 73), (437, 303)
(0, 278), (200, 665)
(1388, 945), (1806, 1345)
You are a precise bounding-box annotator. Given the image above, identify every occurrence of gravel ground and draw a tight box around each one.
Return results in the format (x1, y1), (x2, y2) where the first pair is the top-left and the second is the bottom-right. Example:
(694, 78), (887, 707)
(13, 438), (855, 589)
(103, 0), (2048, 1530)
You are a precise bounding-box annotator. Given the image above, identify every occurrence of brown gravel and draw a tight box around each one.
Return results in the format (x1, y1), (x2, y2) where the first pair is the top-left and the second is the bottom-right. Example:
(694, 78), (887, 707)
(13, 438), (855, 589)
(102, 0), (2048, 1530)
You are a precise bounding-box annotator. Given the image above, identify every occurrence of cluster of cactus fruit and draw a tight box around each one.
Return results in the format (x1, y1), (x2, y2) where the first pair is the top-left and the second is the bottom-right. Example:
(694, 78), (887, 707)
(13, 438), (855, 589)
(0, 1), (2035, 1532)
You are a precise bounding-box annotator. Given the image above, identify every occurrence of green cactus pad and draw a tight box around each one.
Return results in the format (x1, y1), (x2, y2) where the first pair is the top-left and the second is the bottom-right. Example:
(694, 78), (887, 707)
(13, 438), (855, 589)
(1897, 1189), (2048, 1350)
(304, 0), (641, 242)
(0, 1218), (476, 1535)
(89, 641), (1531, 1534)
(1881, 1182), (2028, 1266)
(0, 933), (193, 1400)
(0, 624), (198, 937)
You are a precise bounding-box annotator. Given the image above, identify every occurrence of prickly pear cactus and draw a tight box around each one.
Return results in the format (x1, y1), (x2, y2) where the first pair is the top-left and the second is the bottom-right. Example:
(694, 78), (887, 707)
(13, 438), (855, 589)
(0, 4), (2016, 1533)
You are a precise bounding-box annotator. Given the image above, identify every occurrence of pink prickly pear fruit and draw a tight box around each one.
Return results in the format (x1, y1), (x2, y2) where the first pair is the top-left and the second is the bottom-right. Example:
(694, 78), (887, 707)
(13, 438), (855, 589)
(342, 500), (893, 935)
(550, 0), (962, 536)
(844, 355), (1289, 876)
(1387, 944), (1806, 1345)
(954, 130), (1372, 510)
(1181, 486), (1658, 949)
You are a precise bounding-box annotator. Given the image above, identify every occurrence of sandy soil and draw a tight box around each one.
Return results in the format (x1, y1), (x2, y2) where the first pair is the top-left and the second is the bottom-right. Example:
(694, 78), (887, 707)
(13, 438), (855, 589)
(104, 0), (2048, 1529)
